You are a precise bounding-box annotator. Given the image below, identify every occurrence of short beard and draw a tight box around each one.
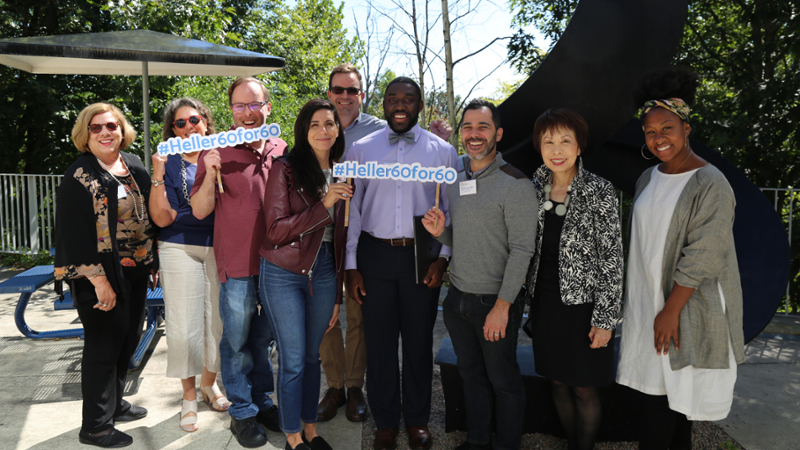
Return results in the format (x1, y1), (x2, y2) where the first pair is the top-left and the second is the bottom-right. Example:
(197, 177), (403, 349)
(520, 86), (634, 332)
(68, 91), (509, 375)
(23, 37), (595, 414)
(465, 138), (496, 161)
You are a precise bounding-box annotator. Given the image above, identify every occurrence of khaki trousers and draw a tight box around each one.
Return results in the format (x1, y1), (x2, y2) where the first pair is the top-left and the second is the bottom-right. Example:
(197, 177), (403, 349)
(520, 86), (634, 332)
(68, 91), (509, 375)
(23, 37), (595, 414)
(319, 275), (367, 389)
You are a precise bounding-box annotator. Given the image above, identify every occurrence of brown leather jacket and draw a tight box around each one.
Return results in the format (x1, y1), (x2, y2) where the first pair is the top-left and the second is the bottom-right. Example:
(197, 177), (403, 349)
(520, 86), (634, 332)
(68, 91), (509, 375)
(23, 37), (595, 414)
(259, 157), (346, 304)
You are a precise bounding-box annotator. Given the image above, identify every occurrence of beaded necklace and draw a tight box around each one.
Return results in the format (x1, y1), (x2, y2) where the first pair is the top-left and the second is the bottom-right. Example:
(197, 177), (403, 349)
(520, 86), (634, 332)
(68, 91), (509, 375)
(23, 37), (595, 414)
(96, 156), (145, 221)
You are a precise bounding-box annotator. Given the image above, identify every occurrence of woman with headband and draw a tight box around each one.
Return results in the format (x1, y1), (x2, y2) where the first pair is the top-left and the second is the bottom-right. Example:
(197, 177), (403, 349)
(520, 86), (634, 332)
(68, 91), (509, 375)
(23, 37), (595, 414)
(617, 67), (745, 449)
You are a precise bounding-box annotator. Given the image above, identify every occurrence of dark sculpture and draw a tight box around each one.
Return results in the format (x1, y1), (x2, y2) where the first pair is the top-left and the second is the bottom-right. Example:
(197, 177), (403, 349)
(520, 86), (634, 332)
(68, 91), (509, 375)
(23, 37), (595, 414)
(497, 0), (790, 342)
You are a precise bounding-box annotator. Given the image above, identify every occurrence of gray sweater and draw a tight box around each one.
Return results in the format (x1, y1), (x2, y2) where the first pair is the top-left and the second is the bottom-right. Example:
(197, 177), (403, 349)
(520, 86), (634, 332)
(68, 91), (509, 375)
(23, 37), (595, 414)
(438, 153), (537, 303)
(632, 164), (745, 370)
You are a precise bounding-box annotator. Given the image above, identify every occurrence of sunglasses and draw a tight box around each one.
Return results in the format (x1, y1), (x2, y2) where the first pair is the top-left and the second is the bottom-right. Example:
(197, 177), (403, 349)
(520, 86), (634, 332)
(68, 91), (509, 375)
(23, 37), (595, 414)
(173, 115), (204, 128)
(88, 122), (119, 134)
(231, 101), (267, 113)
(329, 86), (362, 96)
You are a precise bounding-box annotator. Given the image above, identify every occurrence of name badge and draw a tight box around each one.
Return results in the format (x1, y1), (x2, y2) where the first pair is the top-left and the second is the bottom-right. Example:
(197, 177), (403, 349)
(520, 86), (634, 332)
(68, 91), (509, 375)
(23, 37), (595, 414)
(459, 179), (477, 196)
(117, 185), (127, 199)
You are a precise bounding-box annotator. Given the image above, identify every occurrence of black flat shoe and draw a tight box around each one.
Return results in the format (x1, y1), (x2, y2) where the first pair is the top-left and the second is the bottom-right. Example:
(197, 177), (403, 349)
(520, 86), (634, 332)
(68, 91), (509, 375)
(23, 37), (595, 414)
(114, 404), (147, 422)
(78, 428), (133, 448)
(285, 442), (311, 450)
(301, 431), (333, 450)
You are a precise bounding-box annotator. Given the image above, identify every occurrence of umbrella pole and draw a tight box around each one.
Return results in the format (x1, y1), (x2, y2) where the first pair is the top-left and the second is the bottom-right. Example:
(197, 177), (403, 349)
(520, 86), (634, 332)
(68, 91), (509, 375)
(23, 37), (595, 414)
(142, 61), (151, 173)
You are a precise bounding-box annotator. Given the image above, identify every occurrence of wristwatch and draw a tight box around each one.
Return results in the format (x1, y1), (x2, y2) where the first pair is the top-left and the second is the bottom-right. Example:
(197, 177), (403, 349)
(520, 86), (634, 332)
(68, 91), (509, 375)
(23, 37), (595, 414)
(151, 179), (165, 186)
(439, 254), (451, 262)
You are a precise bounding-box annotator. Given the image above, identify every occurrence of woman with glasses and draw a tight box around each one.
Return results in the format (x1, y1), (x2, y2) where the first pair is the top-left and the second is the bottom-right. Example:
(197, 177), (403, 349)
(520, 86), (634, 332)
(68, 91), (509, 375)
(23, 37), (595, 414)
(55, 103), (157, 448)
(149, 98), (230, 432)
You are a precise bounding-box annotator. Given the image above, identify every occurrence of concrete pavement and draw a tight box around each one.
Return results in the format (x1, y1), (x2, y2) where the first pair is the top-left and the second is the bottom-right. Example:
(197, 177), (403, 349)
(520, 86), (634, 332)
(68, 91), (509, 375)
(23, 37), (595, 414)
(2, 265), (800, 449)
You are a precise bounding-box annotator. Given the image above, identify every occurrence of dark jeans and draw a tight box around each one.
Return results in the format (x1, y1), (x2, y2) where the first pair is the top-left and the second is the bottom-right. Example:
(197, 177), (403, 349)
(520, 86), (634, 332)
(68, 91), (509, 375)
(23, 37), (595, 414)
(73, 265), (149, 434)
(358, 233), (440, 430)
(443, 285), (526, 450)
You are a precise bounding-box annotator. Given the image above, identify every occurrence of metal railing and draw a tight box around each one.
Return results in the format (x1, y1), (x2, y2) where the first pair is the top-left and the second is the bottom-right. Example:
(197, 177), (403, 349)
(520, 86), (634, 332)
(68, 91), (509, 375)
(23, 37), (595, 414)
(760, 188), (798, 314)
(0, 174), (63, 255)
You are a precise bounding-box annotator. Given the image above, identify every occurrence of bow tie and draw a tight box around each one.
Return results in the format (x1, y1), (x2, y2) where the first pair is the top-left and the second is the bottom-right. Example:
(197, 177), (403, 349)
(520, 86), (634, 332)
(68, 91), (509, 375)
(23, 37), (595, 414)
(388, 132), (415, 144)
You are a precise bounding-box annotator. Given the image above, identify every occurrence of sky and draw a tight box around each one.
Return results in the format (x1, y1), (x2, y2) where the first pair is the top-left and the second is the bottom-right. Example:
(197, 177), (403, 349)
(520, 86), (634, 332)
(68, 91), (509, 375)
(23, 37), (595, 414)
(339, 0), (548, 101)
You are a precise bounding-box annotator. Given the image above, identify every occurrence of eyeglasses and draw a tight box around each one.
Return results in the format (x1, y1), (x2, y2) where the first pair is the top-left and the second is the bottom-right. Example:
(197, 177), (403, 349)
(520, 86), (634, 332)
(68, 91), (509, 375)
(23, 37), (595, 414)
(173, 115), (204, 128)
(329, 86), (362, 96)
(88, 122), (119, 134)
(231, 102), (267, 113)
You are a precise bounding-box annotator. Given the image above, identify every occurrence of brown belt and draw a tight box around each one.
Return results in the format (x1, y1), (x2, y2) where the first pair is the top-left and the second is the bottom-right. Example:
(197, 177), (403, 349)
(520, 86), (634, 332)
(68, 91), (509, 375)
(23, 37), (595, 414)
(372, 236), (415, 246)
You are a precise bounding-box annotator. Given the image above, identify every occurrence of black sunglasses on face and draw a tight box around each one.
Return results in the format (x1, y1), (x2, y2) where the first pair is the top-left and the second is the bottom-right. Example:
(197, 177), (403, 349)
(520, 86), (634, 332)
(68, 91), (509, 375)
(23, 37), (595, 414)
(329, 86), (362, 96)
(173, 115), (204, 128)
(88, 122), (119, 134)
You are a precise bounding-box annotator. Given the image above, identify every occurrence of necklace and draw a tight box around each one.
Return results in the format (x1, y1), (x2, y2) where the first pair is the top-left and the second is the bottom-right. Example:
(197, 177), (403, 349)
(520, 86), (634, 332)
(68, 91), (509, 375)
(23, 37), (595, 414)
(668, 149), (694, 174)
(96, 156), (145, 221)
(543, 174), (572, 216)
(180, 155), (191, 205)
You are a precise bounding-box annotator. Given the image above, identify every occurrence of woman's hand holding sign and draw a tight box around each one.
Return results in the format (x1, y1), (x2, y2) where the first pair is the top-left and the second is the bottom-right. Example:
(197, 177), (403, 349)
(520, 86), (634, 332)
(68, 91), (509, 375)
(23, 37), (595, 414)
(322, 182), (353, 209)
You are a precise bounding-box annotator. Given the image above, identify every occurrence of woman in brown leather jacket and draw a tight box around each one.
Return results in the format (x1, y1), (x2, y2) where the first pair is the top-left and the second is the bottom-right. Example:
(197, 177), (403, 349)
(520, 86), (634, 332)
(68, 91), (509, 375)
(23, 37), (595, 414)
(258, 99), (352, 450)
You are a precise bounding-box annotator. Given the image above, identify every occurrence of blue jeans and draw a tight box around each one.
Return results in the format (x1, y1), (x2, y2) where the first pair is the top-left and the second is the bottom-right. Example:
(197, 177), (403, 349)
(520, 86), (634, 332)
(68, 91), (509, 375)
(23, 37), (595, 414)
(443, 285), (526, 450)
(260, 242), (337, 433)
(218, 275), (275, 420)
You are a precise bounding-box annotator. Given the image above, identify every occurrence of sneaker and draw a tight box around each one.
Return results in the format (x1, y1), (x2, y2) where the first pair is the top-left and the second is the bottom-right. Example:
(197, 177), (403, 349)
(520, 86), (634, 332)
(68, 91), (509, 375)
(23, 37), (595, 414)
(230, 416), (268, 448)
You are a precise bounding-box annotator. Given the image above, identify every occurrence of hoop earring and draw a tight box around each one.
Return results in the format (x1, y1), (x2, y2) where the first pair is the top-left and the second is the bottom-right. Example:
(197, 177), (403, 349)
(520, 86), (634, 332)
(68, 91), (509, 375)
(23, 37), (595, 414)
(641, 143), (656, 160)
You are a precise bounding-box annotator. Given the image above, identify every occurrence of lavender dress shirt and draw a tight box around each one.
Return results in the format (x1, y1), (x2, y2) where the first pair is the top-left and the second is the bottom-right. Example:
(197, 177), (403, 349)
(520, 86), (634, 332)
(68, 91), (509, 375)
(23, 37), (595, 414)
(345, 123), (458, 270)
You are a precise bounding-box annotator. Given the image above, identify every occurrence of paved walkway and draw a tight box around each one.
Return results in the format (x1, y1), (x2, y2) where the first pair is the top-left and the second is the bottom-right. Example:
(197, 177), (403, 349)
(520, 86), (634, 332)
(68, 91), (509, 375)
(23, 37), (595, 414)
(1, 266), (799, 449)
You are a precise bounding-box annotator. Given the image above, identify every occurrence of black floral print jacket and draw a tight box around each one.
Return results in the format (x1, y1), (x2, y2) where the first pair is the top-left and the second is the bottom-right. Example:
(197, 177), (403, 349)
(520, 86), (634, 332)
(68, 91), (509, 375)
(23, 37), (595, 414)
(526, 159), (624, 330)
(54, 152), (157, 297)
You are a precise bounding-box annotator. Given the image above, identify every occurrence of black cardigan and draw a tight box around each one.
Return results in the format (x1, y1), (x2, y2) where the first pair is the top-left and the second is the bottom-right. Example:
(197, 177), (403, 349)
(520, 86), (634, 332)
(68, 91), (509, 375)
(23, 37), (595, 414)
(54, 152), (157, 298)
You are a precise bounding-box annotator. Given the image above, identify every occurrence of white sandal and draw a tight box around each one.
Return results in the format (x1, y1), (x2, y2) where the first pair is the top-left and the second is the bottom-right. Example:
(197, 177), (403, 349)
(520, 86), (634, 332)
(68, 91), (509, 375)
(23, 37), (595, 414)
(200, 384), (232, 411)
(180, 399), (198, 432)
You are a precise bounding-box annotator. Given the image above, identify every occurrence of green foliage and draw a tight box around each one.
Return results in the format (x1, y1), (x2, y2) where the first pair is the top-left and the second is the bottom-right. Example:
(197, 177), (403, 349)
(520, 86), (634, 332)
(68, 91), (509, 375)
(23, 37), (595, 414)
(364, 69), (396, 119)
(487, 78), (525, 105)
(0, 0), (362, 173)
(0, 251), (55, 270)
(508, 0), (800, 311)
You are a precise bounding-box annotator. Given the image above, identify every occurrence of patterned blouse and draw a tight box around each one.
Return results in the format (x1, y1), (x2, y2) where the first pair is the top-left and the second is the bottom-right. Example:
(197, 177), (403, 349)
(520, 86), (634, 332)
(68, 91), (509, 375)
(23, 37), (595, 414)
(525, 159), (624, 330)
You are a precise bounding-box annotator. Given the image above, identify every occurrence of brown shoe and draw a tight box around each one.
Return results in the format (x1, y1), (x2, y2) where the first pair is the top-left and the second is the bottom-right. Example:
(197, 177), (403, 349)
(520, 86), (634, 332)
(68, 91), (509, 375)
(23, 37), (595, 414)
(345, 387), (368, 422)
(407, 426), (432, 450)
(317, 387), (346, 421)
(373, 428), (398, 450)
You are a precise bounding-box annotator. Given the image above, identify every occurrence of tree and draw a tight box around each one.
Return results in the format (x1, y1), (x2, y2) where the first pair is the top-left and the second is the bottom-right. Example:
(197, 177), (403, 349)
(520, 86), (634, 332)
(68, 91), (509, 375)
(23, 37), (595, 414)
(0, 0), (363, 173)
(508, 0), (800, 309)
(354, 7), (395, 113)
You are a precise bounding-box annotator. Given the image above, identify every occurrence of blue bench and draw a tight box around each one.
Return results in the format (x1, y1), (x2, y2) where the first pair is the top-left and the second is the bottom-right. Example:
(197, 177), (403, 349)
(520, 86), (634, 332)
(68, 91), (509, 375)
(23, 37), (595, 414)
(1, 265), (165, 369)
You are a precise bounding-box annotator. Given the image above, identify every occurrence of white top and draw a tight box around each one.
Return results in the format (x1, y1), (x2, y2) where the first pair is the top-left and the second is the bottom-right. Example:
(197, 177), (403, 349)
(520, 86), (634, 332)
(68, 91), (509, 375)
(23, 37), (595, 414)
(617, 166), (737, 421)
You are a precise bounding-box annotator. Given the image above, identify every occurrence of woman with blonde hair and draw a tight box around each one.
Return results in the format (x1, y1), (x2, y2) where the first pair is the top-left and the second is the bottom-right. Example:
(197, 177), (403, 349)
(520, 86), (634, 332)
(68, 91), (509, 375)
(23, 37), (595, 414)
(55, 102), (157, 448)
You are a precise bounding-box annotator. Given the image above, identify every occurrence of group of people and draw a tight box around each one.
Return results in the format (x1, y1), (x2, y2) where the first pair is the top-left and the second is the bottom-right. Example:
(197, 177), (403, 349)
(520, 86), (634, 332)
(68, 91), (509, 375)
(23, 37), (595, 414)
(53, 63), (743, 450)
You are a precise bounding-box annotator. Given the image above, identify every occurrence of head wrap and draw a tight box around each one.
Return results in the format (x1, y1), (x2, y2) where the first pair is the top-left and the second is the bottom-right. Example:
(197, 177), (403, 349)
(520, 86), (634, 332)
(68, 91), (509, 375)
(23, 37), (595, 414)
(640, 98), (691, 122)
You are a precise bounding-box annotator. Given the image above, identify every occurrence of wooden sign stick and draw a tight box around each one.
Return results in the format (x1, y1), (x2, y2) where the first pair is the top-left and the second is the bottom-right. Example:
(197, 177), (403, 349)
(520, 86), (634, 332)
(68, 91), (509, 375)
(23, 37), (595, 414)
(434, 183), (441, 228)
(344, 177), (353, 227)
(216, 172), (224, 194)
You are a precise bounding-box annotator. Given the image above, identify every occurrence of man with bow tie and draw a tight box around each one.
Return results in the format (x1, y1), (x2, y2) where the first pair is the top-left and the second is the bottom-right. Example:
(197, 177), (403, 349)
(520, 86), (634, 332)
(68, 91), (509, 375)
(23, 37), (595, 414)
(345, 77), (458, 450)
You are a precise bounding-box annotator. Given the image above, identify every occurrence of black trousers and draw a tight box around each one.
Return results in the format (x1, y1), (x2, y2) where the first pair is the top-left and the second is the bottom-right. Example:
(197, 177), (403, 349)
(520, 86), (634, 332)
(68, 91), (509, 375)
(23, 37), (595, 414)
(629, 387), (693, 450)
(74, 266), (148, 433)
(357, 233), (440, 430)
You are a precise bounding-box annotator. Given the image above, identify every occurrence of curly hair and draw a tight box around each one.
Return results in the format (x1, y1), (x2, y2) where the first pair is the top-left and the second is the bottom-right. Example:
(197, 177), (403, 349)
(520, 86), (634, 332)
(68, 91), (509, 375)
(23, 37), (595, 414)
(162, 98), (216, 141)
(632, 66), (700, 109)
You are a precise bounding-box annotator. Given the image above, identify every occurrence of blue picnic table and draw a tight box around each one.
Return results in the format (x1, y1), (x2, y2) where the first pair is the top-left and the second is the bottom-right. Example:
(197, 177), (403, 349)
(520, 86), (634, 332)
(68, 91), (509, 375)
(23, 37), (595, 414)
(0, 264), (165, 369)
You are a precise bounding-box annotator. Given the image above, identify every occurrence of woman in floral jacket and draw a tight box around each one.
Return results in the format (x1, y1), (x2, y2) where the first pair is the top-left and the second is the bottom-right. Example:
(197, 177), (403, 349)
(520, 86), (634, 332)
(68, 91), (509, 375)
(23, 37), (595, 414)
(55, 103), (157, 448)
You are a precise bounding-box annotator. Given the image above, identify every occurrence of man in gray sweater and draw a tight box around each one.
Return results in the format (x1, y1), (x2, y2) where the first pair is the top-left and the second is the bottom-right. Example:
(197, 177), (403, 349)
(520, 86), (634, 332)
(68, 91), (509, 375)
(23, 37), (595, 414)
(423, 99), (537, 450)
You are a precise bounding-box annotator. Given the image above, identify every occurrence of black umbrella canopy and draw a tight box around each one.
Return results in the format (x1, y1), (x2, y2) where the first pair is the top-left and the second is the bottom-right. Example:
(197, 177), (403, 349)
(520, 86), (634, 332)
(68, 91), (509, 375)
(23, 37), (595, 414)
(0, 29), (284, 76)
(0, 30), (285, 169)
